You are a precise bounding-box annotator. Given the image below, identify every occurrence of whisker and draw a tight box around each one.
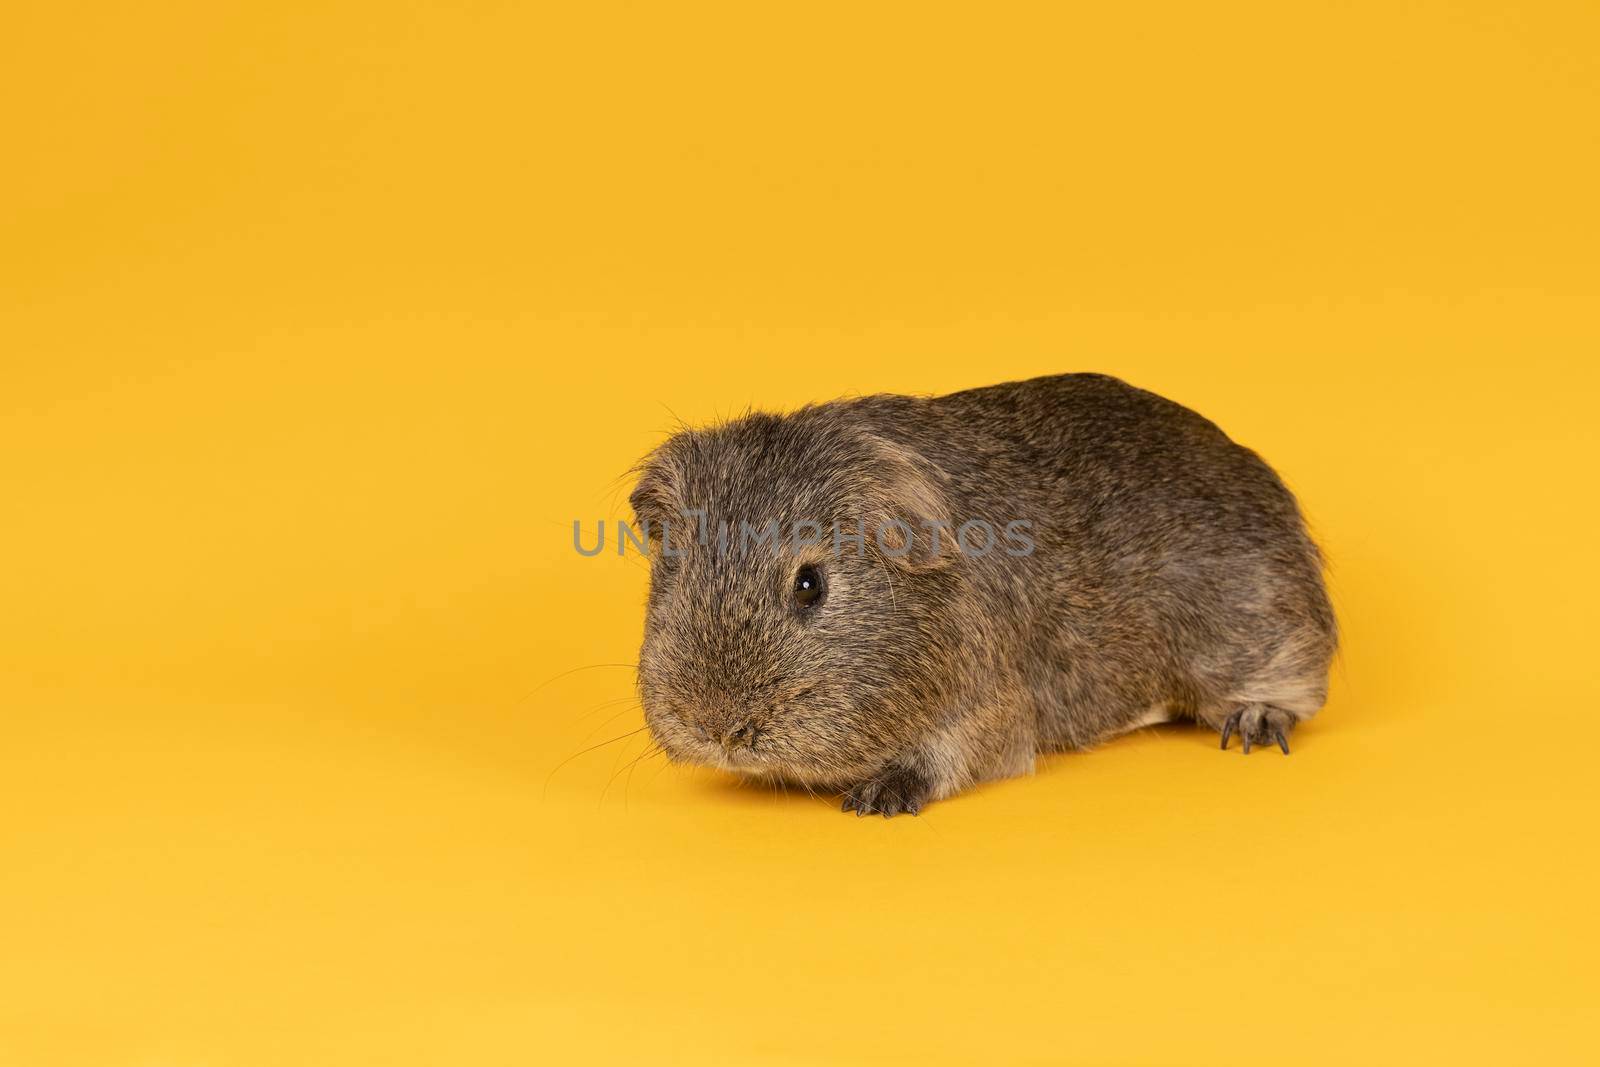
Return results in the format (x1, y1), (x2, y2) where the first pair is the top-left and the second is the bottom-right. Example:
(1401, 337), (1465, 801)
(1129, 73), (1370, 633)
(646, 753), (677, 787)
(623, 746), (668, 809)
(563, 692), (639, 717)
(601, 738), (662, 807)
(868, 544), (900, 616)
(571, 694), (644, 727)
(542, 725), (652, 800)
(515, 662), (639, 705)
(572, 705), (647, 754)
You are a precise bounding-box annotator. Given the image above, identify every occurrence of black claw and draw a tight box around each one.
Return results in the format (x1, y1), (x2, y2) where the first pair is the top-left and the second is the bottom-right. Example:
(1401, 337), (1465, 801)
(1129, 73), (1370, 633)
(1242, 734), (1253, 755)
(1274, 727), (1290, 755)
(1220, 712), (1239, 750)
(842, 764), (930, 818)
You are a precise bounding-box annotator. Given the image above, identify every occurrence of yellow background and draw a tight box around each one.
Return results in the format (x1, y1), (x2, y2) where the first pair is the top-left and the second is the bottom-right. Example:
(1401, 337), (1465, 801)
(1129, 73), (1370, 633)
(3, 2), (1597, 1063)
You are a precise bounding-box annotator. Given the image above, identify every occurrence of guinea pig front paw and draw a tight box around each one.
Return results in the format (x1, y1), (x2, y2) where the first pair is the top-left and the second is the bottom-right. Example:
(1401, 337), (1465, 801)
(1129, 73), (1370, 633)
(1219, 703), (1296, 755)
(841, 763), (931, 818)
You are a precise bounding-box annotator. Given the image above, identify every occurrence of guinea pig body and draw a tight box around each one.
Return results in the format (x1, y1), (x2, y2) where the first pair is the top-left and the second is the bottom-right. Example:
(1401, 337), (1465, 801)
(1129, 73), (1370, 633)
(629, 373), (1336, 815)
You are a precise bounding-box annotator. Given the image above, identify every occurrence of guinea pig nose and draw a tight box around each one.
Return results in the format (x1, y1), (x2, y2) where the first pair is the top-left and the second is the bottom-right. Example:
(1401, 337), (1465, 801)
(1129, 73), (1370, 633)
(722, 718), (758, 750)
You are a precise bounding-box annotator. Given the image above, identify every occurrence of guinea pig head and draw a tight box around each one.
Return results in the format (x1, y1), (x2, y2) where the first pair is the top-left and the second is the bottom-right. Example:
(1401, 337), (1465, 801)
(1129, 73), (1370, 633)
(628, 411), (964, 788)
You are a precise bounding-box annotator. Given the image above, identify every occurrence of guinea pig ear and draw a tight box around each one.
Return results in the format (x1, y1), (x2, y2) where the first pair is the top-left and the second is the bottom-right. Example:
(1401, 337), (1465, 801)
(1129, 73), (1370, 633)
(863, 436), (957, 570)
(627, 443), (683, 547)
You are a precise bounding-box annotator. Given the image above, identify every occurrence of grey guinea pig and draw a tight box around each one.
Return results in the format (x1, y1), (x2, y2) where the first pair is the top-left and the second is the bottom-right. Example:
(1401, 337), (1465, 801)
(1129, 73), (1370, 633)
(628, 372), (1336, 816)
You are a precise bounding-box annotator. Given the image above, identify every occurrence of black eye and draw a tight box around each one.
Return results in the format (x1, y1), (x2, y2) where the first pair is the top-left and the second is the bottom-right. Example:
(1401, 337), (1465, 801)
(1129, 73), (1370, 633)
(793, 564), (825, 609)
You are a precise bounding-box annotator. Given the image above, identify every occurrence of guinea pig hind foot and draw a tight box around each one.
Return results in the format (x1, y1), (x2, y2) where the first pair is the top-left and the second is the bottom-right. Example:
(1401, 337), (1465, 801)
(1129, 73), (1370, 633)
(1219, 703), (1295, 755)
(841, 762), (933, 818)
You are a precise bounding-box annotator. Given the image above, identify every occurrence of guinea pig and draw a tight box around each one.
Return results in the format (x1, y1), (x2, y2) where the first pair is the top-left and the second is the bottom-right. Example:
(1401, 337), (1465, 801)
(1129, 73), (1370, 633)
(628, 372), (1336, 816)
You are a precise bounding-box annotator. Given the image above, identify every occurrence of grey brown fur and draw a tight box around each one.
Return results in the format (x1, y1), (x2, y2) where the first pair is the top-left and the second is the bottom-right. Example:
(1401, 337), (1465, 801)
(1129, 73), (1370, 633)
(629, 373), (1336, 815)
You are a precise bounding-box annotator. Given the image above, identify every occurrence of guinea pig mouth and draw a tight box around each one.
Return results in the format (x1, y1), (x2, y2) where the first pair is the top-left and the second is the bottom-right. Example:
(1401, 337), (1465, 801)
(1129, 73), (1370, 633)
(643, 713), (761, 769)
(642, 688), (847, 780)
(658, 720), (799, 779)
(708, 748), (767, 774)
(698, 727), (771, 771)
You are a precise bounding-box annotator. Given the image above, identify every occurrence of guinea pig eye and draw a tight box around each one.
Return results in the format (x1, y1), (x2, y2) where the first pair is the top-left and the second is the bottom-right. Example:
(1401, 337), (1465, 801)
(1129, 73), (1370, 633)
(792, 564), (825, 610)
